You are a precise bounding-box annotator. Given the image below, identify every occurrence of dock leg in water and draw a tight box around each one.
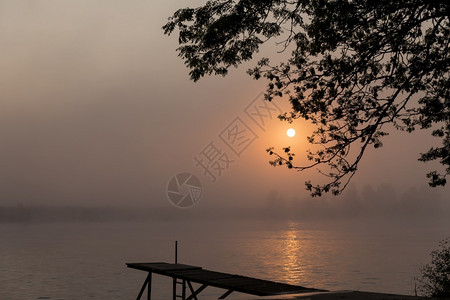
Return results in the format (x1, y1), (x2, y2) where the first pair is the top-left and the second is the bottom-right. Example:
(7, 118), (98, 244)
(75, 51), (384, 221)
(136, 273), (152, 300)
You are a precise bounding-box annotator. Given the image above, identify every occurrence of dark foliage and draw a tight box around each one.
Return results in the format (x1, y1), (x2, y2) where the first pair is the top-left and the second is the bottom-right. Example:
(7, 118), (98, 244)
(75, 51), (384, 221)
(418, 238), (450, 298)
(164, 0), (449, 196)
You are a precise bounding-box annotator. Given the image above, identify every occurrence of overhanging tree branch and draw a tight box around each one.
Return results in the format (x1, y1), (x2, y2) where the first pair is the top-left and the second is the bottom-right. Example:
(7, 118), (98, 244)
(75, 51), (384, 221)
(164, 0), (450, 196)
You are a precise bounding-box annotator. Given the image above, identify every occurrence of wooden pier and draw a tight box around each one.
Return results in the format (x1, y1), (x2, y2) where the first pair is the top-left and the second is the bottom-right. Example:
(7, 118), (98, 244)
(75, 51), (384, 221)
(126, 262), (326, 300)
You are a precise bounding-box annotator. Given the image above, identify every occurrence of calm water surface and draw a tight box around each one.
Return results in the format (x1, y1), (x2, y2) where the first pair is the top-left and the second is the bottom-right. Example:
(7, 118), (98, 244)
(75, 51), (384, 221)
(1, 219), (449, 299)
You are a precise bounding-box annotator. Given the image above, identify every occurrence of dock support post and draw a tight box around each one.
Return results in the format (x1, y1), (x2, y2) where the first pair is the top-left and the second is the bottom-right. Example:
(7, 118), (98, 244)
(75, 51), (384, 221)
(136, 272), (152, 300)
(186, 281), (199, 300)
(218, 290), (233, 299)
(173, 277), (176, 300)
(185, 284), (207, 300)
(147, 272), (152, 300)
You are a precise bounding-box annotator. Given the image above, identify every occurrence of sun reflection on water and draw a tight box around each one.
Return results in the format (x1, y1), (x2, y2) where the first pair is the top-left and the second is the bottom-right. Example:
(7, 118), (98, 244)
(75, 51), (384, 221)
(252, 221), (337, 289)
(279, 222), (305, 284)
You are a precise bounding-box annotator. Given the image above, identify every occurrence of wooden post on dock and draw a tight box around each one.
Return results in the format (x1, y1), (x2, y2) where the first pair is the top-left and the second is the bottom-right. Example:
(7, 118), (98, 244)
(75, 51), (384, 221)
(175, 240), (178, 264)
(173, 241), (178, 300)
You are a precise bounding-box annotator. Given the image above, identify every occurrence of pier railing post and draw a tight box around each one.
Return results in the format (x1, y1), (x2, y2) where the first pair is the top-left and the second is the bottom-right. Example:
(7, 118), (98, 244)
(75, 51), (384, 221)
(174, 240), (178, 300)
(175, 241), (178, 264)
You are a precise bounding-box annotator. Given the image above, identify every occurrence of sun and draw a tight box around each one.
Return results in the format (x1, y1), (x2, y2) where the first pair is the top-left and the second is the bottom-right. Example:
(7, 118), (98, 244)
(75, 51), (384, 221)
(286, 128), (296, 137)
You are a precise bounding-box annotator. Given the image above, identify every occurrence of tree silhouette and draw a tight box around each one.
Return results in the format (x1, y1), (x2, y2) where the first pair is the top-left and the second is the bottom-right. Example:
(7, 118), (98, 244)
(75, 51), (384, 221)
(163, 0), (449, 196)
(418, 237), (450, 298)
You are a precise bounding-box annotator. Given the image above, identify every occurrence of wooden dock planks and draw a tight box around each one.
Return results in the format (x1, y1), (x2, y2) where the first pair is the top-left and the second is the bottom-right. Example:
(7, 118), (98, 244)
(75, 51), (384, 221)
(127, 262), (325, 299)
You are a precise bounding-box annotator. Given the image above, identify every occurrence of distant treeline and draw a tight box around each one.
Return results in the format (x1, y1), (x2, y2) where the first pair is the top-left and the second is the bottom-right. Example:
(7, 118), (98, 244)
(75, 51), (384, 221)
(0, 204), (261, 223)
(1, 184), (448, 223)
(263, 184), (449, 220)
(0, 205), (171, 223)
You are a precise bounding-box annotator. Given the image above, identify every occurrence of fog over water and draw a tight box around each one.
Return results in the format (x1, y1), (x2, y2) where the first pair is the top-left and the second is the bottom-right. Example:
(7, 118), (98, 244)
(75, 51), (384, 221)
(1, 0), (449, 210)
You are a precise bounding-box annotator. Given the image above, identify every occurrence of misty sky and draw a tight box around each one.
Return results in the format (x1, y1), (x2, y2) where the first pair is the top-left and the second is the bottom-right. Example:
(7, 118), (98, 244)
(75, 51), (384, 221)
(1, 0), (449, 210)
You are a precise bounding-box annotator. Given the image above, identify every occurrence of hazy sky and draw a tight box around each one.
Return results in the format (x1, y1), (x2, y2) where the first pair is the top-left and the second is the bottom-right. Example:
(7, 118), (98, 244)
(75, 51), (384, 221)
(1, 0), (449, 210)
